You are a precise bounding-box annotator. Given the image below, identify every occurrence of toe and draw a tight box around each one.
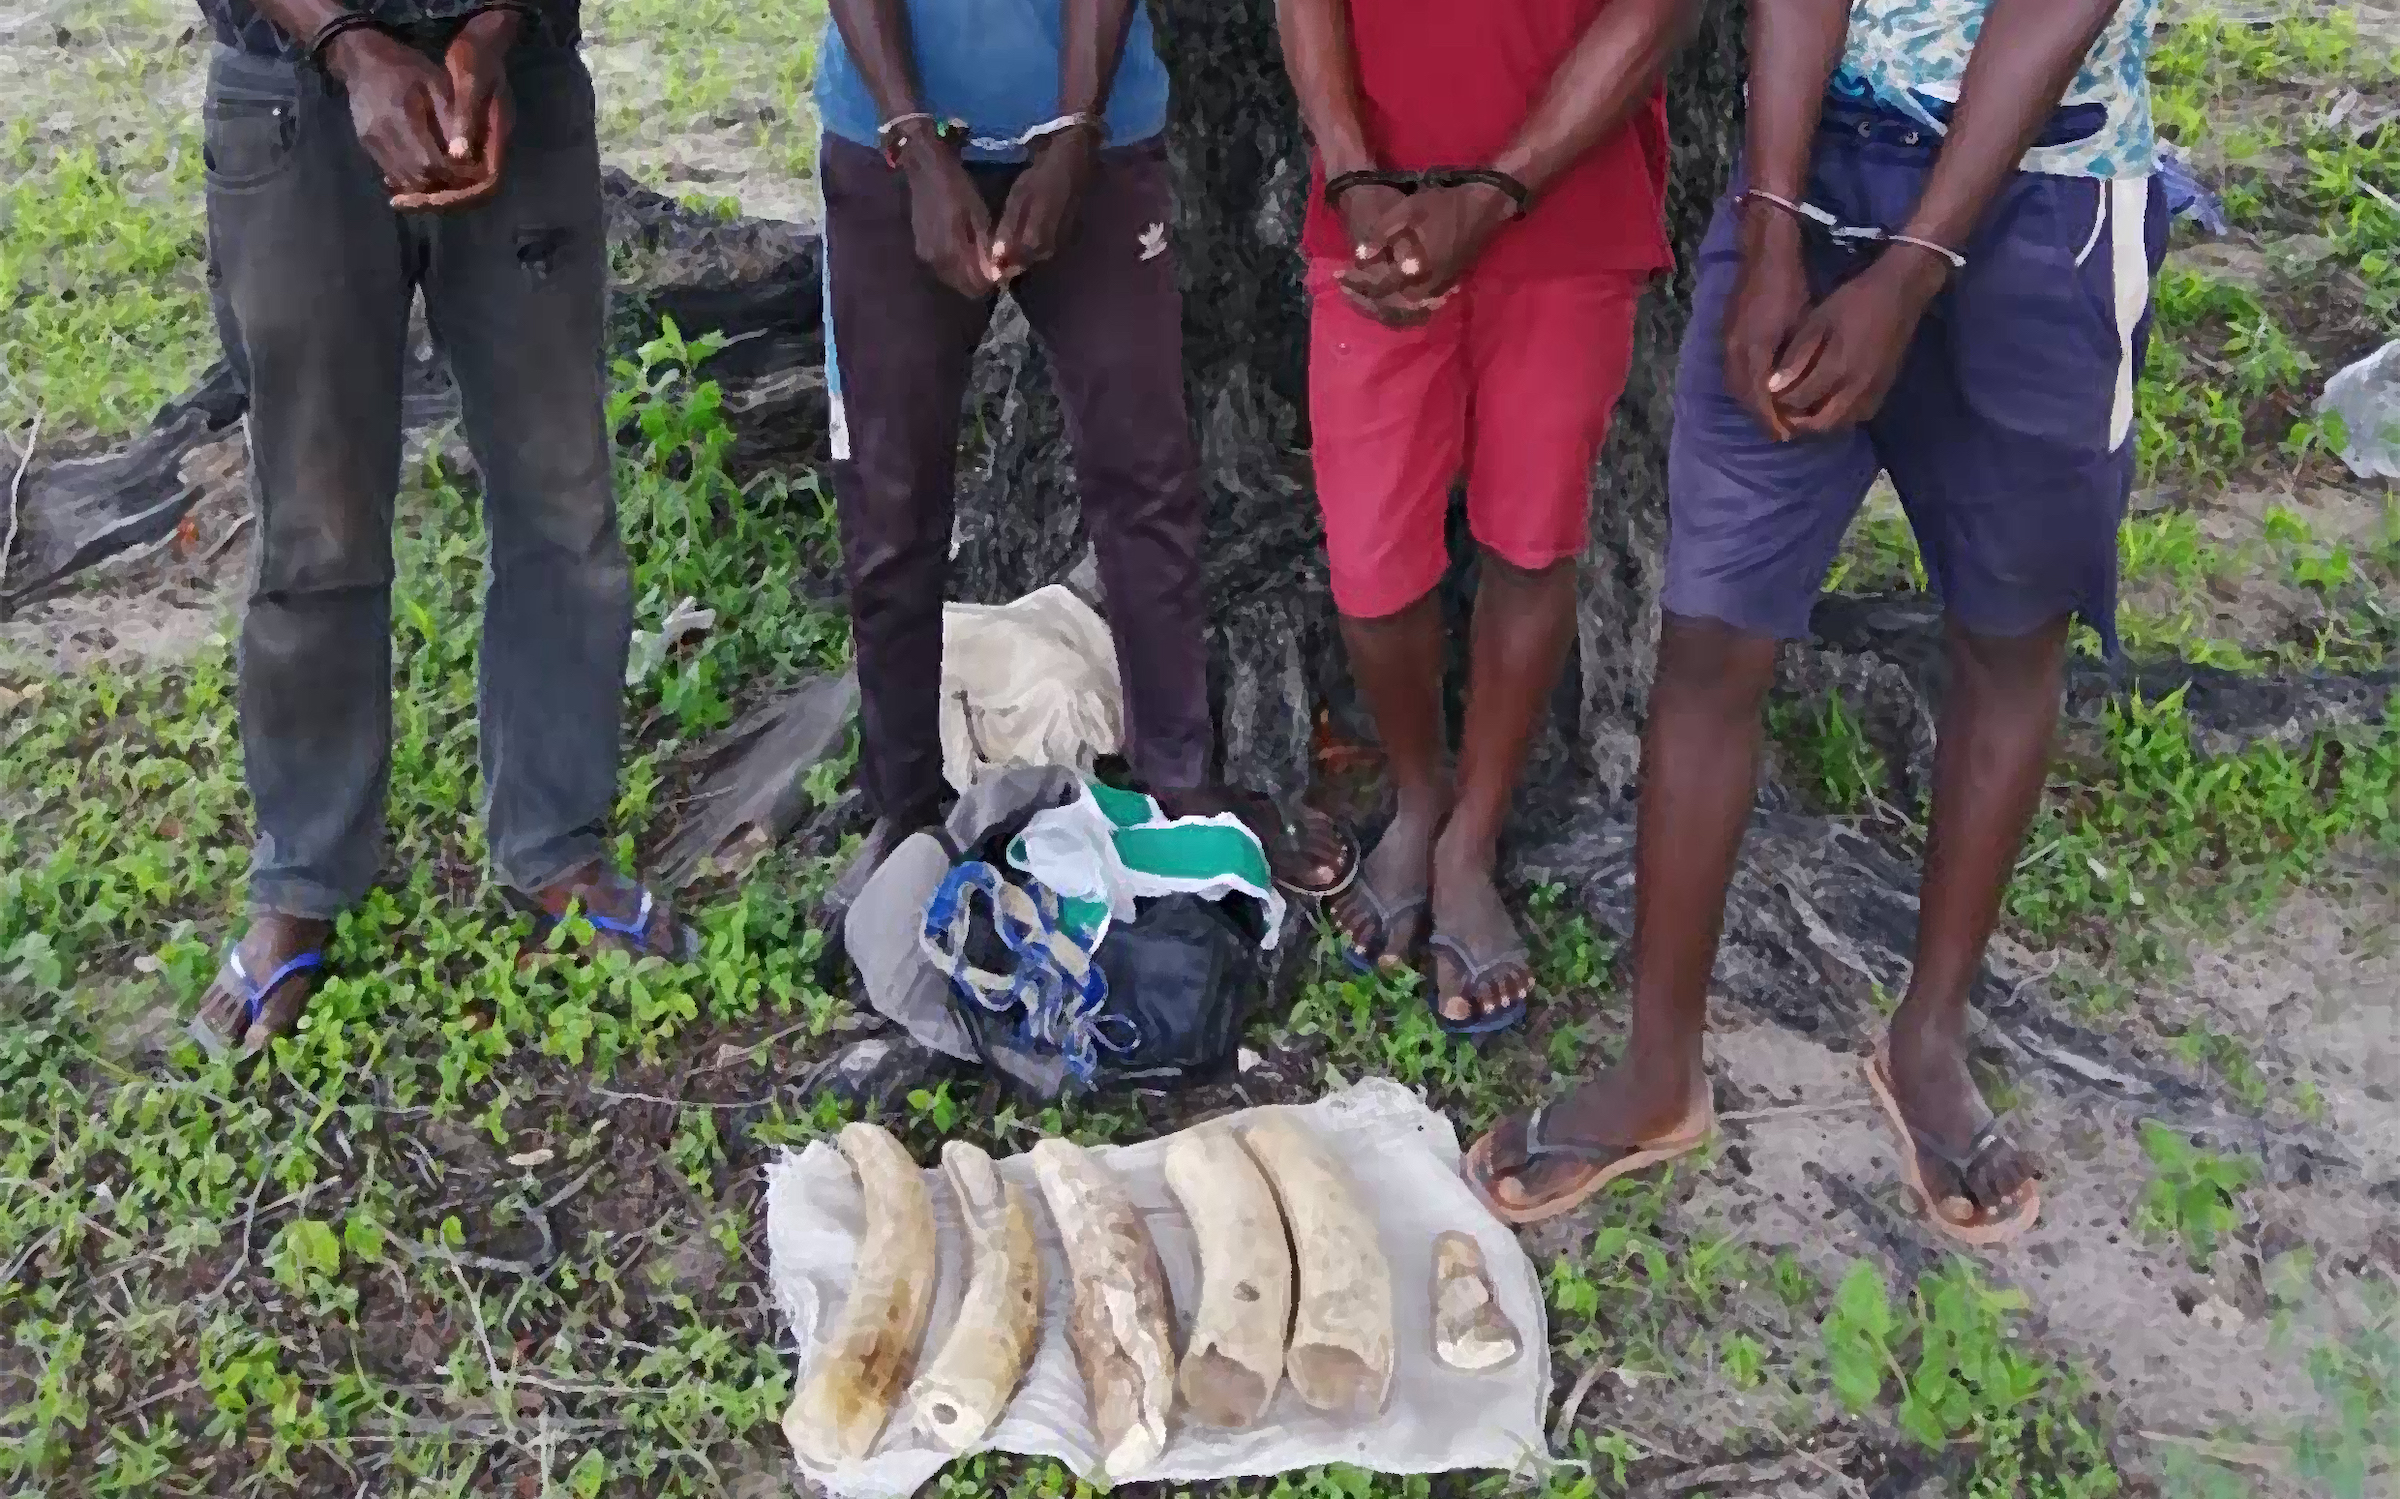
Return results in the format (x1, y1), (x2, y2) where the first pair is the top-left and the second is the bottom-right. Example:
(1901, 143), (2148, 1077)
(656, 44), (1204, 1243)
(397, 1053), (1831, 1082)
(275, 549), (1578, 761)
(1329, 889), (1377, 951)
(1433, 952), (1474, 1023)
(1964, 1137), (2040, 1211)
(1481, 965), (1531, 1019)
(1492, 1150), (1601, 1210)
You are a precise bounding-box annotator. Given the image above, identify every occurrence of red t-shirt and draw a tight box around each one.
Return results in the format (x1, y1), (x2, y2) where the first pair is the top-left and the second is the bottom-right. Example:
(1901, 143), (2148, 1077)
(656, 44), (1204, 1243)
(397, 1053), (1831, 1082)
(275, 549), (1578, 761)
(1298, 0), (1674, 282)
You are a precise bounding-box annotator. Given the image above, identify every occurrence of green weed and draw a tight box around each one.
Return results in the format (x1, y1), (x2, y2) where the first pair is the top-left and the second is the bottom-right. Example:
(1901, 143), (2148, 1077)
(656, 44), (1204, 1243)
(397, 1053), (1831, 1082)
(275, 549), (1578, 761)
(2136, 1121), (2259, 1266)
(2006, 687), (2400, 953)
(1771, 694), (1887, 817)
(1823, 1260), (2119, 1496)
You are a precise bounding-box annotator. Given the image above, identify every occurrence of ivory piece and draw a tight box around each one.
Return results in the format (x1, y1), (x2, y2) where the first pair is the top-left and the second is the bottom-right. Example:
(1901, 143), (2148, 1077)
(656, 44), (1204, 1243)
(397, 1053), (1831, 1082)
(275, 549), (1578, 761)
(1162, 1125), (1293, 1428)
(909, 1142), (1046, 1453)
(1029, 1137), (1177, 1479)
(1240, 1113), (1395, 1417)
(1429, 1230), (1522, 1372)
(782, 1123), (938, 1465)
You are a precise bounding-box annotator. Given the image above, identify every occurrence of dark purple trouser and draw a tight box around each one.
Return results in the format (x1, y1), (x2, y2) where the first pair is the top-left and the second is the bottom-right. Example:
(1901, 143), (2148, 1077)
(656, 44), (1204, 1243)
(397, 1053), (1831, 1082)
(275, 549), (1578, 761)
(820, 135), (1210, 825)
(1666, 110), (2172, 653)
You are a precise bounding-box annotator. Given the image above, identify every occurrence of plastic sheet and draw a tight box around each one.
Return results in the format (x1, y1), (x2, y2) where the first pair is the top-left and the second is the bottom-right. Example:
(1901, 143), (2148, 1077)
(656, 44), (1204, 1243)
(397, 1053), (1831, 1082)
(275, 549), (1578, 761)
(765, 1079), (1551, 1498)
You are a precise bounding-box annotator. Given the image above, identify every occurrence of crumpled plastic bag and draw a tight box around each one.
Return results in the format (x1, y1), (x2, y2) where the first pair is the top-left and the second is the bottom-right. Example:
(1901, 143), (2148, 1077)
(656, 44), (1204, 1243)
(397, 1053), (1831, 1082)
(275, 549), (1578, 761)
(764, 1078), (1552, 1499)
(940, 585), (1123, 792)
(847, 768), (1084, 1062)
(2318, 339), (2400, 480)
(2158, 148), (2229, 237)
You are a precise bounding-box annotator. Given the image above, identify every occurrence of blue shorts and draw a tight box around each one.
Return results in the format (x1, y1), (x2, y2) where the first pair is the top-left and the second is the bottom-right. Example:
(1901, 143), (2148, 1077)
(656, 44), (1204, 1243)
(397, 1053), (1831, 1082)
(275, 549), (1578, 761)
(1664, 108), (2171, 653)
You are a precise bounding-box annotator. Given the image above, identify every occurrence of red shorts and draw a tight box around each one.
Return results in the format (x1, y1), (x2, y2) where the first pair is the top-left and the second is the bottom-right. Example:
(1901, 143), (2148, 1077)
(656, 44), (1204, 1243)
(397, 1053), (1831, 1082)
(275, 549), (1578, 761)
(1306, 263), (1644, 619)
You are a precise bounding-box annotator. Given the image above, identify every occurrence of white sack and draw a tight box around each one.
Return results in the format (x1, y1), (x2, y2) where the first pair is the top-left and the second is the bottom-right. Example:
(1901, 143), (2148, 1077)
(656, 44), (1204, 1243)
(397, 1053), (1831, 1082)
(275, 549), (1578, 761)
(939, 586), (1123, 792)
(765, 1078), (1551, 1498)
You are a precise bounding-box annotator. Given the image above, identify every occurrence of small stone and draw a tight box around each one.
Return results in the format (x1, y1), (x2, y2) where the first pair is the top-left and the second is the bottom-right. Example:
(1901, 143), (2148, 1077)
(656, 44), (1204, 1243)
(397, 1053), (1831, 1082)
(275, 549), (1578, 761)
(506, 1148), (554, 1169)
(1237, 1048), (1263, 1073)
(2189, 1294), (2246, 1334)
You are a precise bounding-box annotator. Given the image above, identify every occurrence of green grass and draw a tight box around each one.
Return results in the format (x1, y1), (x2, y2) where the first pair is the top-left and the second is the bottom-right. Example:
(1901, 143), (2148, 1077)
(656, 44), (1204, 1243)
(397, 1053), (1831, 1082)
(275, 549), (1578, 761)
(2134, 1121), (2259, 1269)
(0, 3), (212, 436)
(584, 0), (829, 184)
(2003, 685), (2399, 959)
(1822, 1260), (2119, 1498)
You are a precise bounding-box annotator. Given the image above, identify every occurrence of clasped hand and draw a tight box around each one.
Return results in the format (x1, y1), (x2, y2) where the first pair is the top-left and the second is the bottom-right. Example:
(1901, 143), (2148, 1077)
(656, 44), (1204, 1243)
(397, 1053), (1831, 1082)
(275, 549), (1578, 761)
(1725, 218), (1948, 440)
(334, 11), (517, 211)
(906, 129), (1098, 300)
(1332, 181), (1515, 329)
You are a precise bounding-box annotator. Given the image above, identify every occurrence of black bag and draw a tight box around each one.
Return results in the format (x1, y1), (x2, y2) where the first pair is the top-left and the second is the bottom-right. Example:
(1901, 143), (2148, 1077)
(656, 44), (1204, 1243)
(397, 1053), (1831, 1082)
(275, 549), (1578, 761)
(935, 816), (1264, 1101)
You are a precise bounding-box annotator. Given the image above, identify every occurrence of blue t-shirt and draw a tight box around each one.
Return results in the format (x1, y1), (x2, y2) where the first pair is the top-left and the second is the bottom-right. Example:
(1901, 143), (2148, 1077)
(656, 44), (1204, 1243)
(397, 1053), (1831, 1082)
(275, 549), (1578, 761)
(815, 0), (1171, 163)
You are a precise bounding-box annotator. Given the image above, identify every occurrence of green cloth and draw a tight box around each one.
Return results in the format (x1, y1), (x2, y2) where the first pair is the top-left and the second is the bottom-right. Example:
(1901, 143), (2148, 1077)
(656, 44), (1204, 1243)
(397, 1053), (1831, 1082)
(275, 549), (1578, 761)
(1008, 780), (1284, 948)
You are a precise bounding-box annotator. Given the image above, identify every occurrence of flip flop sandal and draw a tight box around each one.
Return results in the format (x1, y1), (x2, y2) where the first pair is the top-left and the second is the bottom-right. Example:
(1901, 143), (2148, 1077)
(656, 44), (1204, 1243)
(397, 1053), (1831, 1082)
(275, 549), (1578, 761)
(187, 944), (326, 1060)
(1338, 874), (1429, 975)
(520, 880), (700, 964)
(1463, 1096), (1718, 1227)
(1224, 795), (1361, 902)
(1864, 1044), (2041, 1247)
(1426, 932), (1532, 1037)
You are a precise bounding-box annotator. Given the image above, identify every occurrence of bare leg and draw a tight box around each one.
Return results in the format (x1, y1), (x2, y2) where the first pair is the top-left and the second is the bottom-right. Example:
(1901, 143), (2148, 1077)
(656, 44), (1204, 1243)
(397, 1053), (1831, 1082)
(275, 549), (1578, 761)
(1474, 612), (1772, 1202)
(1328, 590), (1449, 964)
(1428, 552), (1579, 1022)
(1885, 616), (2061, 1215)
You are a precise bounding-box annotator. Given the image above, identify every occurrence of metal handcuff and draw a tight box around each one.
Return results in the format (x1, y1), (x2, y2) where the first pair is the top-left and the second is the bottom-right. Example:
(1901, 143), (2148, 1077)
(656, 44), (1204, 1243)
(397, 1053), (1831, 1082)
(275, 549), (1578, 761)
(876, 111), (1103, 168)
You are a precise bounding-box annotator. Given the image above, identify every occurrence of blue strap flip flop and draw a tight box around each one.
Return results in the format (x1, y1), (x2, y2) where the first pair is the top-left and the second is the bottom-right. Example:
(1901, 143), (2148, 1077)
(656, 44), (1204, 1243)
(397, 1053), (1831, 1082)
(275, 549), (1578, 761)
(522, 877), (700, 963)
(188, 944), (326, 1060)
(1340, 873), (1429, 975)
(1425, 932), (1531, 1037)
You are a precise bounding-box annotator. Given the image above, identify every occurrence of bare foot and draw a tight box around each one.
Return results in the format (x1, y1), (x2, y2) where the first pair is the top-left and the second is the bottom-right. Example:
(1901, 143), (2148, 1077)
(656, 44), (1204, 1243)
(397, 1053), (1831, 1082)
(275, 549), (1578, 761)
(524, 862), (692, 961)
(1884, 1013), (2040, 1223)
(1151, 786), (1355, 894)
(1427, 830), (1531, 1027)
(1327, 799), (1441, 967)
(1470, 1053), (1711, 1212)
(190, 912), (334, 1057)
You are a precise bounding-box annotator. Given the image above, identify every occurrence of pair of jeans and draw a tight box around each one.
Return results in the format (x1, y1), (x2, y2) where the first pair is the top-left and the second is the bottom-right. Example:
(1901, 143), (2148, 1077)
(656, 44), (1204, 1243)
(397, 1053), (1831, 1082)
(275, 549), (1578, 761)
(204, 41), (627, 917)
(819, 135), (1212, 825)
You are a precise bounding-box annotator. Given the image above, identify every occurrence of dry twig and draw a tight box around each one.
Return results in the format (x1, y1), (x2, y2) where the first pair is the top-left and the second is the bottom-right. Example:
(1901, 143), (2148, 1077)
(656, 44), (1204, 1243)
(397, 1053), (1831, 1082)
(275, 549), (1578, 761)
(0, 408), (43, 604)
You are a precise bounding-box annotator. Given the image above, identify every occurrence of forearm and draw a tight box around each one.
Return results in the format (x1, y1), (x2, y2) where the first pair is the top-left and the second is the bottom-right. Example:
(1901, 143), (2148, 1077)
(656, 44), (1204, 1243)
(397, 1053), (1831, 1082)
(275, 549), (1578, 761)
(828, 0), (927, 125)
(1743, 0), (1851, 201)
(245, 0), (390, 75)
(245, 0), (355, 44)
(1276, 0), (1376, 177)
(1488, 0), (1700, 199)
(1900, 0), (2122, 248)
(1058, 0), (1137, 120)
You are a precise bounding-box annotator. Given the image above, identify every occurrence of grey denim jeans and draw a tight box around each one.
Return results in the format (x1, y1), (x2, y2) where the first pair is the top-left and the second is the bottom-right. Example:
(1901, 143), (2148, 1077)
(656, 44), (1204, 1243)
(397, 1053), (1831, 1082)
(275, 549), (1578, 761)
(203, 41), (629, 918)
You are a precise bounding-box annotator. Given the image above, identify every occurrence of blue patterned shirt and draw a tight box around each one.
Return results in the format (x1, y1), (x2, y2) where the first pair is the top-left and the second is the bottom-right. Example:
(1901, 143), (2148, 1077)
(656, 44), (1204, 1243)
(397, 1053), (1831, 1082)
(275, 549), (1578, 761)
(1832, 0), (2158, 178)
